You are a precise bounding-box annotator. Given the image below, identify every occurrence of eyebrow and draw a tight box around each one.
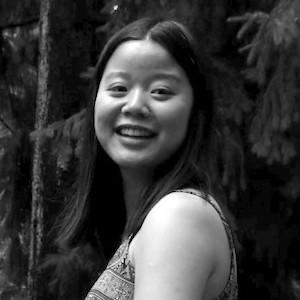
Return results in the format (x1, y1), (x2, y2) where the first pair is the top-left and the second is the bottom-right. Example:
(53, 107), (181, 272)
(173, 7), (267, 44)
(104, 71), (131, 81)
(149, 72), (181, 83)
(103, 71), (182, 84)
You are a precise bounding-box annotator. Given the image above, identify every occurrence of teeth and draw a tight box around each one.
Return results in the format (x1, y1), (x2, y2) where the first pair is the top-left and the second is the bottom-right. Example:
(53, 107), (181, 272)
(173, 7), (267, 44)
(118, 127), (153, 138)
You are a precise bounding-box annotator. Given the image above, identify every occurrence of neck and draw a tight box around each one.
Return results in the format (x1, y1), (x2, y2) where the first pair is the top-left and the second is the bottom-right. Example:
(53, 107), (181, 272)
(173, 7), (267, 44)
(121, 168), (153, 219)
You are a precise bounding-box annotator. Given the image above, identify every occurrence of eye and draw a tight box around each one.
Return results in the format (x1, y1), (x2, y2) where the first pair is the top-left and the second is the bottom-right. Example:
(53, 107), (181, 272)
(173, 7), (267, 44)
(152, 88), (170, 94)
(107, 84), (128, 97)
(151, 88), (174, 100)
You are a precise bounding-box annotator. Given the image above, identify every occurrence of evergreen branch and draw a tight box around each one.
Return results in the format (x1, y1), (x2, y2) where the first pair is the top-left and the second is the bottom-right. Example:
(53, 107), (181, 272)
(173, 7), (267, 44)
(29, 109), (86, 141)
(228, 11), (270, 66)
(229, 0), (300, 68)
(0, 116), (14, 133)
(0, 17), (39, 31)
(228, 12), (269, 40)
(238, 43), (254, 53)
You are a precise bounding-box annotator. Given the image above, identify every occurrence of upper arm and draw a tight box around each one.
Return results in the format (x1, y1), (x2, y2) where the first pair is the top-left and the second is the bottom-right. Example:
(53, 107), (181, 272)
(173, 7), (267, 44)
(132, 192), (222, 300)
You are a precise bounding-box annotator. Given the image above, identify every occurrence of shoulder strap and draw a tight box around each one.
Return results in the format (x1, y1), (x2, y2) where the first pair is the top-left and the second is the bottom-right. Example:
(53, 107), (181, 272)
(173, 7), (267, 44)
(174, 189), (232, 234)
(174, 189), (238, 285)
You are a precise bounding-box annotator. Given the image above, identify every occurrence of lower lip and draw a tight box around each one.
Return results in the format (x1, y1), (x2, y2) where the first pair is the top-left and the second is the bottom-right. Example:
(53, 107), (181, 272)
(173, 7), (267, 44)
(116, 133), (155, 146)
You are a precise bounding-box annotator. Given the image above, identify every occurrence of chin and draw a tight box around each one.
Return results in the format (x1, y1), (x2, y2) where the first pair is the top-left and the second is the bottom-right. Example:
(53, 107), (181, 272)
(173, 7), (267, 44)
(113, 156), (158, 171)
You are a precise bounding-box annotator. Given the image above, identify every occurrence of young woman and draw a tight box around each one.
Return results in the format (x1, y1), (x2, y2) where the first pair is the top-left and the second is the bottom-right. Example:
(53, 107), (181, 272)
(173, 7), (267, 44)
(57, 17), (238, 300)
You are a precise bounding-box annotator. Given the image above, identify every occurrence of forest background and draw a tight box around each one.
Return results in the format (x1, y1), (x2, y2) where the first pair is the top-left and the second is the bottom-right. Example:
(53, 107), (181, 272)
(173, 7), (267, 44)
(0, 0), (300, 299)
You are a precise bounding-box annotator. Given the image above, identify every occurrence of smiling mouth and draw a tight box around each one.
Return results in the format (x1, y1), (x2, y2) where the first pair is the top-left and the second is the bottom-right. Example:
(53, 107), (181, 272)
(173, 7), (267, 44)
(115, 125), (156, 139)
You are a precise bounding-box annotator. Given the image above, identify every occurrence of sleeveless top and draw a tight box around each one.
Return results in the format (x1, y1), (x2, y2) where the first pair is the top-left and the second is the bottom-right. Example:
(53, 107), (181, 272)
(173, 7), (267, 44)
(84, 190), (238, 300)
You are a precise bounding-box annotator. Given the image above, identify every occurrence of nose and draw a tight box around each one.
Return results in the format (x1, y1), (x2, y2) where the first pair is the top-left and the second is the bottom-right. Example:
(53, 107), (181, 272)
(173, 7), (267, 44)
(121, 88), (151, 118)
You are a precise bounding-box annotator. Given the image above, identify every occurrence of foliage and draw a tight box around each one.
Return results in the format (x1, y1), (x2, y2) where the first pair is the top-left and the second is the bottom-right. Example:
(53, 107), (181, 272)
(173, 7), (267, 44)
(228, 1), (300, 298)
(229, 0), (300, 164)
(0, 15), (38, 298)
(30, 109), (86, 170)
(0, 0), (39, 28)
(40, 243), (106, 300)
(0, 0), (300, 299)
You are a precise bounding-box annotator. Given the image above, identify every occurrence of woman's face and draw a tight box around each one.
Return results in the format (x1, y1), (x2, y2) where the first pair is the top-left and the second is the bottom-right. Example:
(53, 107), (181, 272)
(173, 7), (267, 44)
(94, 39), (193, 173)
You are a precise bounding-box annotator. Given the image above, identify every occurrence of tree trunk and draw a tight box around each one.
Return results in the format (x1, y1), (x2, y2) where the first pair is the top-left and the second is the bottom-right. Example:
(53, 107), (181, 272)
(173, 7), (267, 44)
(27, 0), (51, 299)
(27, 0), (94, 297)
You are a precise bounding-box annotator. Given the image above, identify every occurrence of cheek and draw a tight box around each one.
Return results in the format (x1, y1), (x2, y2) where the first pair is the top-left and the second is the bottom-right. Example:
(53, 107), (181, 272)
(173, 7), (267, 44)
(162, 105), (192, 147)
(175, 113), (191, 142)
(94, 100), (102, 131)
(94, 96), (113, 126)
(94, 99), (110, 141)
(168, 101), (192, 130)
(177, 106), (193, 144)
(94, 96), (121, 147)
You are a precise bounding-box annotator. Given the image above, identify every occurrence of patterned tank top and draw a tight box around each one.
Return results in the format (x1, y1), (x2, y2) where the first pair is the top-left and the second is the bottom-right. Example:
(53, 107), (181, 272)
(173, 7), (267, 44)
(85, 190), (238, 300)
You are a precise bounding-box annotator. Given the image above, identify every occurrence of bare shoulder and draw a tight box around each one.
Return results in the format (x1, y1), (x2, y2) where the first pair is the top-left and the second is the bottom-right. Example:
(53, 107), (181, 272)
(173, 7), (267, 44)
(131, 191), (231, 300)
(133, 190), (228, 266)
(140, 190), (224, 239)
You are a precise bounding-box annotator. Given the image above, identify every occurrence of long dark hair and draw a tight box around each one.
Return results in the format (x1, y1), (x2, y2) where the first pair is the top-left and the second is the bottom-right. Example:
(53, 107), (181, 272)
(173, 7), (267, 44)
(56, 17), (216, 256)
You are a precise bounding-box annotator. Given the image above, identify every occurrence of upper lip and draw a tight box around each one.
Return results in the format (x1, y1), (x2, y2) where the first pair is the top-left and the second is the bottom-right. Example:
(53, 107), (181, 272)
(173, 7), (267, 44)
(115, 124), (156, 135)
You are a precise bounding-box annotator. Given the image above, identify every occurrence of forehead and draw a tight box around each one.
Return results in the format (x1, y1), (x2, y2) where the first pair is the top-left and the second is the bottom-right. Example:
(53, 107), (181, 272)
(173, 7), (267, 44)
(102, 39), (186, 78)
